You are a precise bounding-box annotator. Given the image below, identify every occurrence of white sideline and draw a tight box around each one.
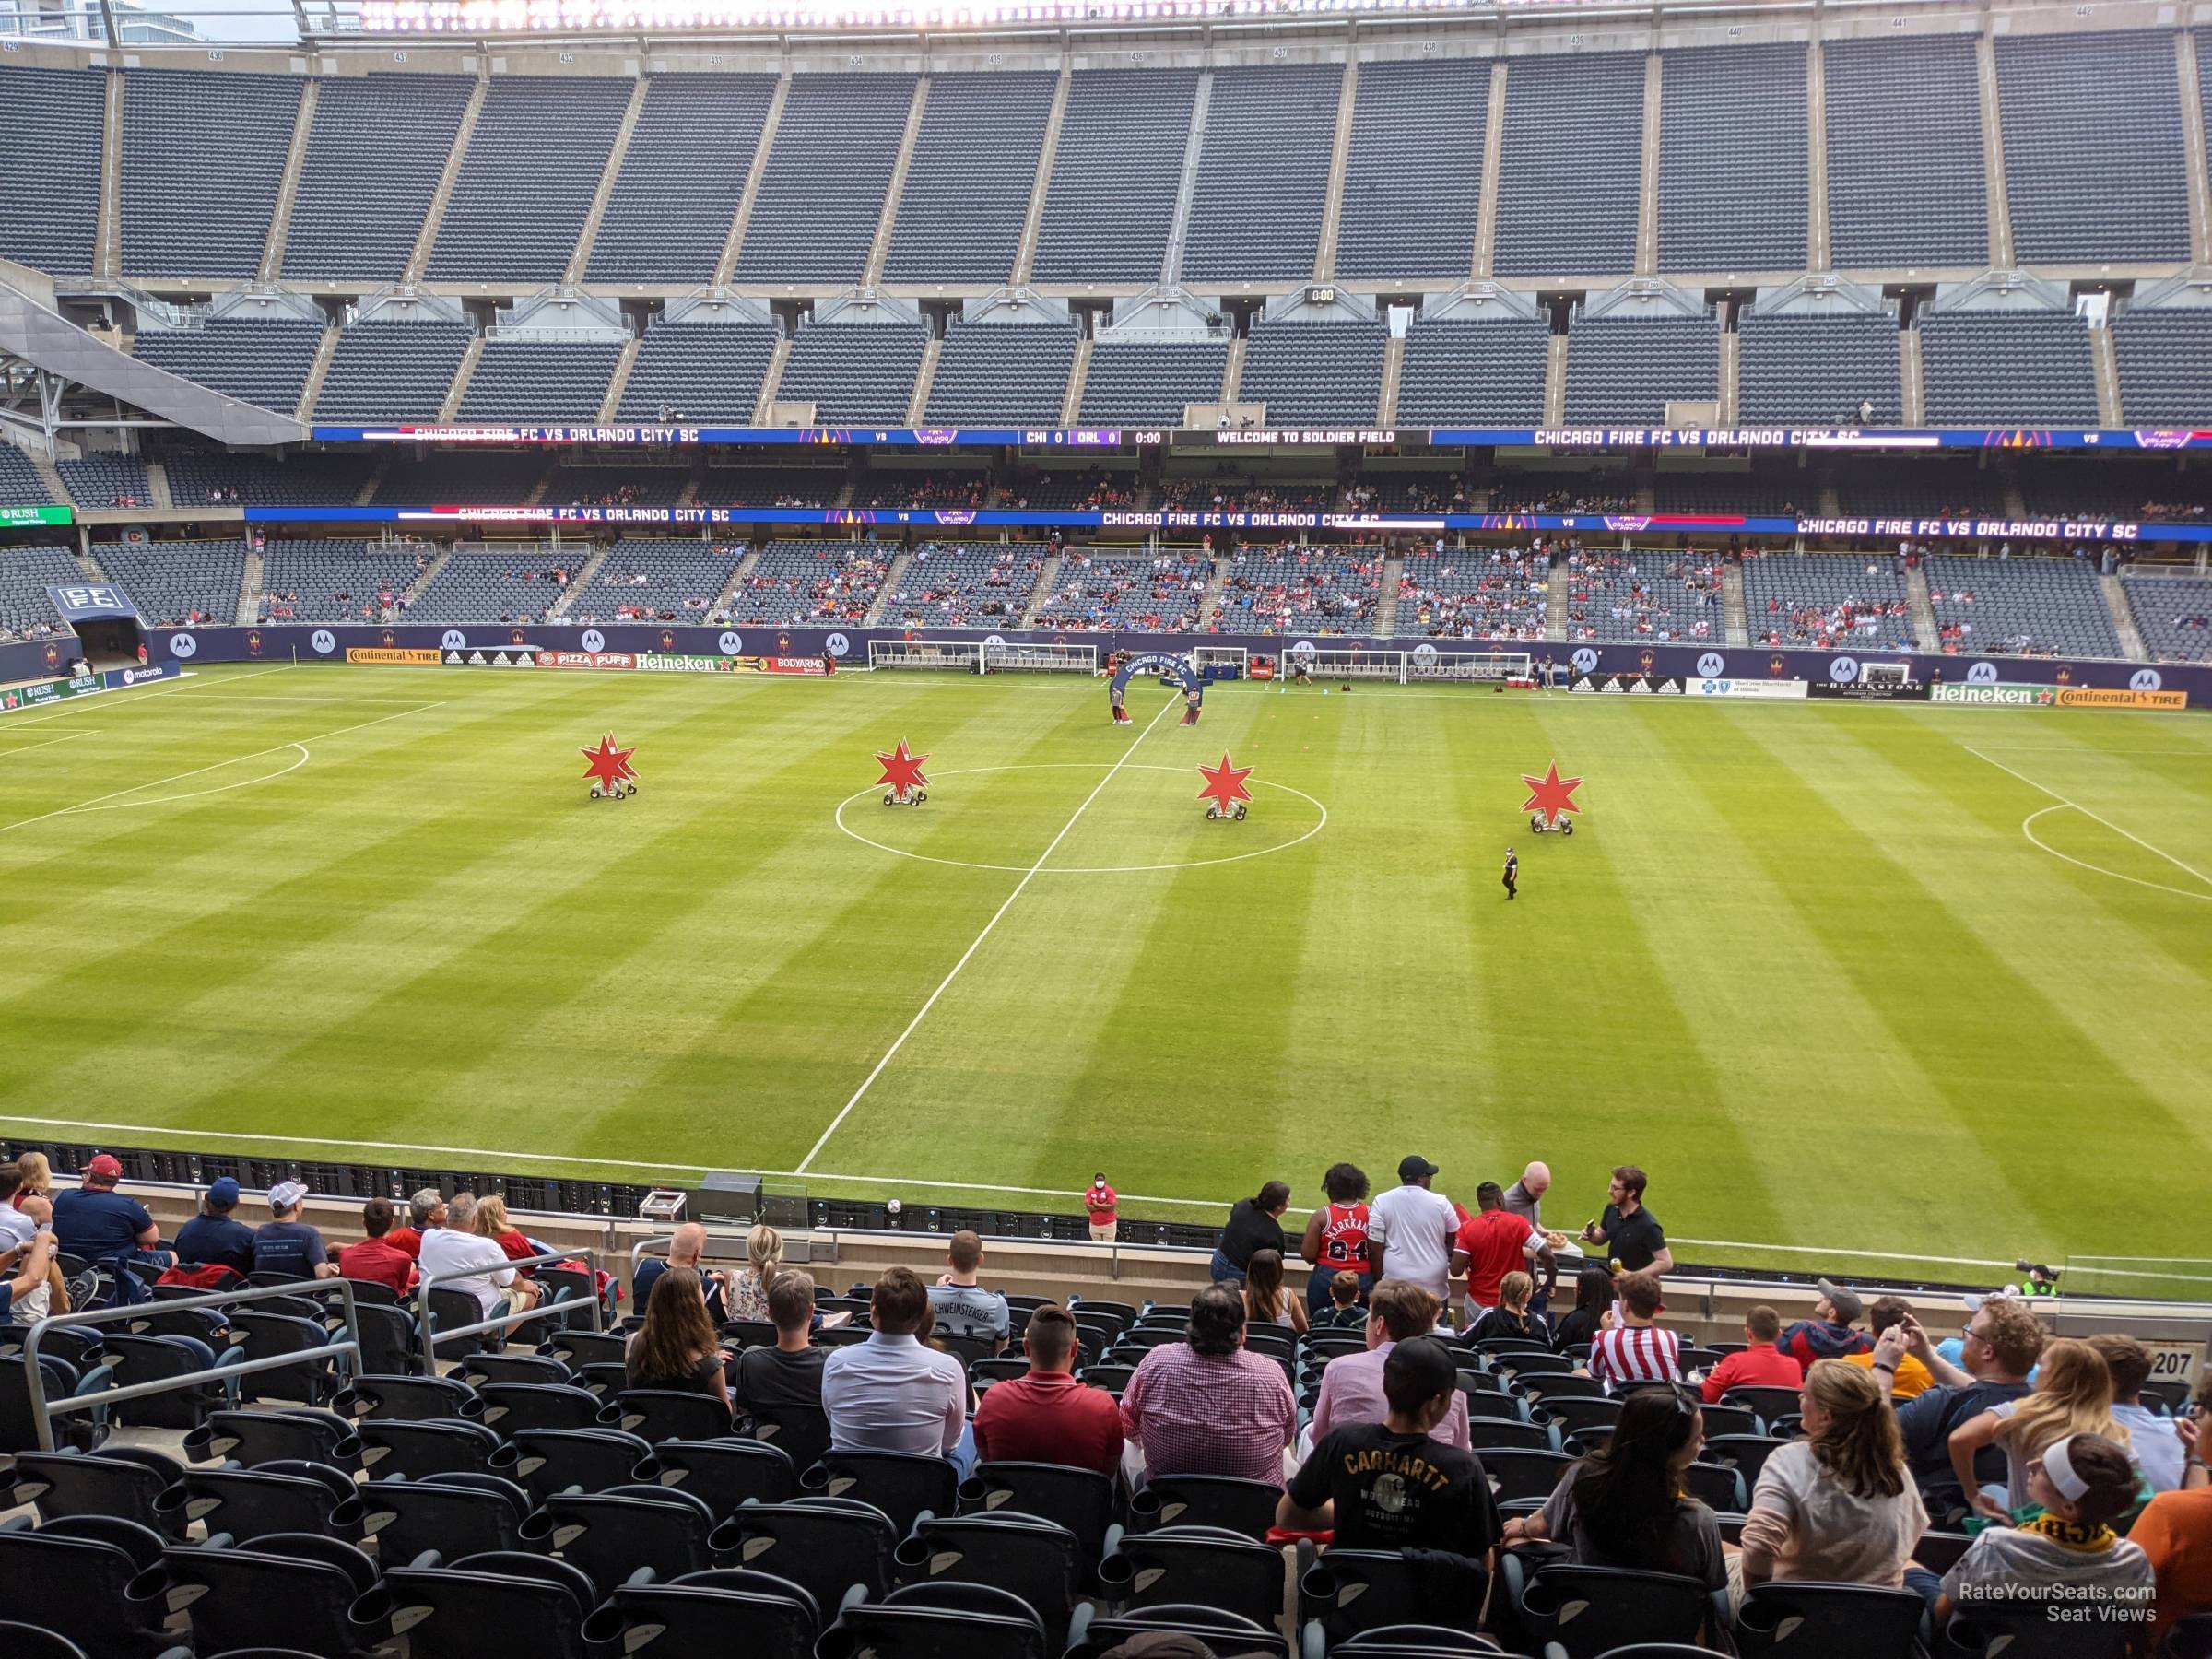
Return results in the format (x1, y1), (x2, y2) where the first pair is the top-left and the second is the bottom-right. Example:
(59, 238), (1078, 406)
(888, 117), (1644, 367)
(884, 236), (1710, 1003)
(793, 692), (1184, 1175)
(0, 730), (101, 759)
(0, 701), (444, 838)
(1964, 744), (2212, 894)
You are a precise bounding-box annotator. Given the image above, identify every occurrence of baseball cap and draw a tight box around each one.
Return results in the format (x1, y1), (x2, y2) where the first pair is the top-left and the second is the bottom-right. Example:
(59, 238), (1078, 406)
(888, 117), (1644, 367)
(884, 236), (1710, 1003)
(83, 1154), (123, 1183)
(1962, 1288), (2023, 1312)
(1817, 1277), (1865, 1324)
(206, 1176), (241, 1206)
(1383, 1335), (1461, 1407)
(1398, 1155), (1439, 1182)
(268, 1180), (310, 1210)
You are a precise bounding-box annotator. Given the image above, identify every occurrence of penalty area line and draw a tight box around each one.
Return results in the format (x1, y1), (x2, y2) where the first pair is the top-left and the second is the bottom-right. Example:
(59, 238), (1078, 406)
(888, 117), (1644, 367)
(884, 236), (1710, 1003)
(793, 691), (1183, 1175)
(1963, 744), (2212, 895)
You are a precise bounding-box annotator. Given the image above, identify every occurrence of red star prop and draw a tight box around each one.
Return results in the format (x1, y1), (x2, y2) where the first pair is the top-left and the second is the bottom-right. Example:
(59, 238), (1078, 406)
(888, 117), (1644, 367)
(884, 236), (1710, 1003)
(875, 738), (930, 794)
(581, 733), (637, 790)
(1196, 753), (1254, 813)
(1520, 759), (1583, 826)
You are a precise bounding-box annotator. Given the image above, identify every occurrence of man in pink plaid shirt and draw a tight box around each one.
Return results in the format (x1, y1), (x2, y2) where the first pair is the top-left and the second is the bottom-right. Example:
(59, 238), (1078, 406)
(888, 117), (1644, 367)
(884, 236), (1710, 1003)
(1121, 1283), (1298, 1487)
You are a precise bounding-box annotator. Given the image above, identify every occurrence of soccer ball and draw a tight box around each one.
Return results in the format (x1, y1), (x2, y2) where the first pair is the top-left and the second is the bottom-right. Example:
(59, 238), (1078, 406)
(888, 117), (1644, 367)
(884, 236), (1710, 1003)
(887, 1198), (903, 1218)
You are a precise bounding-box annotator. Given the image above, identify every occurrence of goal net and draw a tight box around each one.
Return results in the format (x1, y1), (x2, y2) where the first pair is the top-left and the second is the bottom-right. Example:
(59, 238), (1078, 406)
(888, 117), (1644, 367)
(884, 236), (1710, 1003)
(1286, 646), (1407, 683)
(870, 639), (982, 672)
(1193, 646), (1249, 678)
(1408, 651), (1533, 685)
(983, 641), (1099, 675)
(1859, 660), (1913, 687)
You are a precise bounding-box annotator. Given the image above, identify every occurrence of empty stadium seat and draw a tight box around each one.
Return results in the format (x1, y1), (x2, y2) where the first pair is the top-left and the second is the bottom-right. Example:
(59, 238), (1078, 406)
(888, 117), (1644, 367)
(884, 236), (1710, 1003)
(1926, 553), (2123, 657)
(1658, 44), (1807, 273)
(1078, 340), (1227, 426)
(121, 68), (300, 278)
(313, 321), (472, 425)
(887, 71), (1057, 285)
(1735, 306), (1902, 426)
(459, 338), (623, 422)
(735, 72), (917, 284)
(925, 321), (1077, 425)
(0, 65), (104, 274)
(1033, 70), (1198, 283)
(1183, 64), (1344, 283)
(779, 324), (926, 425)
(1824, 34), (1987, 269)
(1397, 317), (1549, 426)
(1562, 310), (1719, 426)
(1241, 320), (1386, 426)
(429, 76), (633, 281)
(1918, 311), (2100, 426)
(618, 319), (781, 424)
(283, 74), (474, 281)
(2124, 574), (2212, 664)
(1494, 51), (1643, 276)
(589, 73), (778, 285)
(1336, 57), (1490, 282)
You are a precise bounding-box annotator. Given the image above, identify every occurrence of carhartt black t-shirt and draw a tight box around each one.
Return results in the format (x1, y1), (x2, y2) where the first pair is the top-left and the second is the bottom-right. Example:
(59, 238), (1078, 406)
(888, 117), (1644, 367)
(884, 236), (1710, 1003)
(1288, 1423), (1502, 1555)
(1598, 1204), (1666, 1273)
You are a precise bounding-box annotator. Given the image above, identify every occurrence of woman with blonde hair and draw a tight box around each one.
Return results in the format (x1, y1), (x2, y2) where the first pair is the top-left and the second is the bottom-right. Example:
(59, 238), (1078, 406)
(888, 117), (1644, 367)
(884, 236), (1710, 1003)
(1735, 1359), (1927, 1599)
(1949, 1336), (2132, 1520)
(473, 1194), (537, 1272)
(727, 1224), (783, 1323)
(1241, 1248), (1308, 1334)
(1467, 1271), (1550, 1347)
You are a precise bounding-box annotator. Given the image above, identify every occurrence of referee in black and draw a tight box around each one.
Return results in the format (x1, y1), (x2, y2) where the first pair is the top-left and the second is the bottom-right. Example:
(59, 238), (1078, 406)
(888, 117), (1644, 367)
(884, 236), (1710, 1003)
(1502, 845), (1518, 900)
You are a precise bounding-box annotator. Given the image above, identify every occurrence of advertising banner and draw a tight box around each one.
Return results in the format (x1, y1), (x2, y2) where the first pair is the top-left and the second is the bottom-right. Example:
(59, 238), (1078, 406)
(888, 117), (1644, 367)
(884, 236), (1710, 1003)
(756, 657), (831, 676)
(533, 650), (635, 671)
(0, 671), (103, 713)
(1567, 674), (1684, 695)
(634, 653), (741, 674)
(45, 582), (136, 621)
(0, 504), (73, 528)
(1682, 678), (1809, 700)
(1809, 680), (1929, 701)
(104, 663), (179, 689)
(435, 646), (538, 667)
(347, 647), (442, 665)
(2055, 686), (2189, 712)
(1929, 682), (2058, 707)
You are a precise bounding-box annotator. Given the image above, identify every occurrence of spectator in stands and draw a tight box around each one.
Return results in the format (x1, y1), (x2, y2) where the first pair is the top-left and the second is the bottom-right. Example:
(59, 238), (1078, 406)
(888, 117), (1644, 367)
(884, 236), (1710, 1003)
(1700, 1305), (1802, 1403)
(2086, 1335), (2184, 1493)
(928, 1230), (1011, 1352)
(1307, 1278), (1471, 1453)
(1949, 1337), (2132, 1521)
(2129, 1401), (2212, 1643)
(1122, 1282), (1298, 1487)
(0, 1163), (47, 1255)
(1553, 1266), (1617, 1351)
(1298, 1162), (1372, 1316)
(1241, 1248), (1308, 1335)
(1452, 1180), (1544, 1326)
(1924, 1434), (2153, 1623)
(1875, 1298), (2045, 1517)
(0, 1227), (59, 1325)
(971, 1303), (1124, 1476)
(627, 1265), (732, 1409)
(1778, 1278), (1873, 1369)
(1366, 1156), (1460, 1305)
(1585, 1271), (1681, 1385)
(420, 1192), (542, 1321)
(1317, 1271), (1369, 1330)
(385, 1188), (444, 1259)
(1214, 1181), (1292, 1283)
(1733, 1360), (1927, 1604)
(473, 1194), (536, 1271)
(634, 1222), (730, 1324)
(1500, 1161), (1559, 1309)
(1845, 1297), (1934, 1399)
(337, 1197), (417, 1298)
(1580, 1164), (1671, 1277)
(733, 1269), (825, 1418)
(253, 1182), (337, 1280)
(1467, 1271), (1548, 1347)
(172, 1176), (254, 1277)
(1280, 1336), (1504, 1559)
(822, 1266), (969, 1465)
(6, 1154), (53, 1235)
(1504, 1384), (1725, 1594)
(53, 1153), (167, 1267)
(1085, 1173), (1118, 1243)
(725, 1224), (784, 1322)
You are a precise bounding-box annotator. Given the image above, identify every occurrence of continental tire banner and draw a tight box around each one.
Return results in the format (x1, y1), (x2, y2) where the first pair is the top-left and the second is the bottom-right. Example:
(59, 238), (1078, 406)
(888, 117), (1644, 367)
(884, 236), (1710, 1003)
(348, 647), (442, 665)
(1567, 674), (1684, 695)
(1810, 680), (1929, 700)
(1929, 683), (2059, 707)
(2056, 686), (2188, 712)
(1682, 677), (1808, 700)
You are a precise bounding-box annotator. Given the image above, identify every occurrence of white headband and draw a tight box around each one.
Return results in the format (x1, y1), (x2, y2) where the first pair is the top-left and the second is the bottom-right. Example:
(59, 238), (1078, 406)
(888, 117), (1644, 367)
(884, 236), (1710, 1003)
(2041, 1437), (2091, 1502)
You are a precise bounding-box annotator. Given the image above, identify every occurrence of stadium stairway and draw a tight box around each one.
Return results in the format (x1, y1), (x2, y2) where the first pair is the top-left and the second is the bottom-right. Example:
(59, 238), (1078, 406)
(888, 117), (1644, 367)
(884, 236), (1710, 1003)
(1899, 327), (1926, 425)
(1637, 52), (1662, 275)
(1218, 335), (1245, 405)
(905, 335), (941, 426)
(1906, 563), (1940, 652)
(1805, 38), (1832, 271)
(1159, 70), (1212, 284)
(1717, 328), (1740, 424)
(406, 75), (488, 284)
(354, 457), (383, 506)
(257, 77), (318, 283)
(597, 333), (643, 425)
(402, 547), (450, 608)
(1376, 333), (1404, 426)
(1974, 31), (2018, 267)
(523, 468), (552, 508)
(144, 458), (174, 510)
(2090, 324), (2124, 427)
(1058, 336), (1092, 428)
(2101, 570), (2149, 658)
(1546, 562), (1570, 641)
(31, 450), (72, 508)
(95, 69), (123, 280)
(546, 544), (611, 618)
(752, 335), (793, 423)
(709, 545), (761, 616)
(1723, 562), (1749, 647)
(235, 544), (264, 626)
(717, 73), (791, 285)
(566, 75), (650, 285)
(865, 76), (932, 288)
(75, 542), (109, 583)
(1197, 555), (1228, 627)
(438, 335), (486, 424)
(1018, 553), (1062, 626)
(2183, 30), (2212, 264)
(1372, 554), (1402, 635)
(1472, 61), (1507, 276)
(1544, 334), (1567, 426)
(863, 551), (912, 626)
(295, 319), (340, 422)
(1010, 65), (1072, 286)
(1311, 56), (1359, 280)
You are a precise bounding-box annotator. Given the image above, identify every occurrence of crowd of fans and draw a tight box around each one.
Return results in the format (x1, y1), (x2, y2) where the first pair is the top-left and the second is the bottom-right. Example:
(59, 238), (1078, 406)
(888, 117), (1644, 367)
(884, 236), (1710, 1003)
(1398, 545), (1552, 640)
(1561, 548), (1724, 642)
(5, 1147), (2209, 1656)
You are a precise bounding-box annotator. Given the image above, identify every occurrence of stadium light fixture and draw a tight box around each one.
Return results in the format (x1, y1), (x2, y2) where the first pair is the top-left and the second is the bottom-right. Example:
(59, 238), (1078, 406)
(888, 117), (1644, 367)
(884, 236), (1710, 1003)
(354, 0), (1535, 33)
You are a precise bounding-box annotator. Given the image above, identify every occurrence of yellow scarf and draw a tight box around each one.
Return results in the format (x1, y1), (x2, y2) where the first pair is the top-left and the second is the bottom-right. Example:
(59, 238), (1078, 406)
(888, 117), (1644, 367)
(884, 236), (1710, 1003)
(2018, 1512), (2115, 1553)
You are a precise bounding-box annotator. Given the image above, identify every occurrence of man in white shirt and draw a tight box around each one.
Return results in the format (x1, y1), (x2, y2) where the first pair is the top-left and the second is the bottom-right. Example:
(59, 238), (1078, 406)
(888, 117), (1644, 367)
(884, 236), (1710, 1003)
(1365, 1156), (1461, 1305)
(418, 1192), (542, 1320)
(822, 1266), (971, 1471)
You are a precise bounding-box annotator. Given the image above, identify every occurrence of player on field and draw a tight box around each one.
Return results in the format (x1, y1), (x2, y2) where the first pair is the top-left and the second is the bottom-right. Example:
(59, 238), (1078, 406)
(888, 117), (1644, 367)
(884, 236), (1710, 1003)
(1502, 846), (1518, 900)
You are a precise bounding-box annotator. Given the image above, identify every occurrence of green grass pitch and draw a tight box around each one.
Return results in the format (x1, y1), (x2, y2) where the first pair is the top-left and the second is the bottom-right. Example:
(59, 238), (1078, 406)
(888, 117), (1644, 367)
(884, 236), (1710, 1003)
(4, 662), (2209, 1286)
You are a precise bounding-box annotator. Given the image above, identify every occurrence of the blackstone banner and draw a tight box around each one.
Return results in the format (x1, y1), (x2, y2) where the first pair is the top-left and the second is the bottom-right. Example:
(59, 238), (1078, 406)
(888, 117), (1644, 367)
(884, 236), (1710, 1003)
(1930, 683), (2061, 707)
(1809, 680), (1930, 701)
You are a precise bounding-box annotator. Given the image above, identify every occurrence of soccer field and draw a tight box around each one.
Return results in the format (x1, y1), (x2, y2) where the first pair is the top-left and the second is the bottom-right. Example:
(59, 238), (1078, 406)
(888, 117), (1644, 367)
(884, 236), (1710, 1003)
(4, 662), (2209, 1284)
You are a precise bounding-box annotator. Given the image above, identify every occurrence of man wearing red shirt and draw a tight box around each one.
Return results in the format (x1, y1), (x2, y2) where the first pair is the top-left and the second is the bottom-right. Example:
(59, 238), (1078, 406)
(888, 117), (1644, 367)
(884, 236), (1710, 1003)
(1450, 1182), (1542, 1325)
(971, 1304), (1124, 1475)
(1699, 1305), (1804, 1403)
(1084, 1173), (1117, 1243)
(382, 1188), (444, 1261)
(337, 1197), (418, 1298)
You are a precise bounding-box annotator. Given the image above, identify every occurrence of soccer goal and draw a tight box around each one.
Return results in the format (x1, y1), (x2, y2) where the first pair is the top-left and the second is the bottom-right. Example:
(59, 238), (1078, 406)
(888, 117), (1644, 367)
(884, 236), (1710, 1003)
(1286, 646), (1408, 683)
(1193, 645), (1249, 678)
(869, 639), (982, 672)
(983, 641), (1099, 675)
(1408, 650), (1534, 685)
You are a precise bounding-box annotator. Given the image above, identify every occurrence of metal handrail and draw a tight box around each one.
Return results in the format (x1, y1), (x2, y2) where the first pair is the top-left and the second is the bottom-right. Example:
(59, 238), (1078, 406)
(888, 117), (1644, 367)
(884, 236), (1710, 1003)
(414, 1245), (603, 1359)
(21, 1277), (365, 1453)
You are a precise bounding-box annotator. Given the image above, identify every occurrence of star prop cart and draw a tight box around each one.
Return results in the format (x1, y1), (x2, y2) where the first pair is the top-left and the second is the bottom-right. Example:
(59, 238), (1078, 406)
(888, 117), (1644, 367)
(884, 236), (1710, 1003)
(582, 734), (639, 800)
(1521, 759), (1583, 835)
(877, 737), (930, 806)
(1198, 753), (1253, 822)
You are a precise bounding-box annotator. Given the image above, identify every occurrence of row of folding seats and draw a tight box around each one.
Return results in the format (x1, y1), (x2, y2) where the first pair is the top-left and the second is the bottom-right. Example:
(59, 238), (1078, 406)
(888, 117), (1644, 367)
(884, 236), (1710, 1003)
(779, 324), (928, 426)
(283, 74), (475, 282)
(130, 317), (326, 415)
(1396, 317), (1549, 425)
(1241, 322), (1388, 426)
(1078, 340), (1228, 426)
(735, 73), (918, 284)
(1033, 70), (1199, 284)
(1657, 44), (1807, 274)
(887, 71), (1059, 286)
(1735, 307), (1902, 427)
(1336, 58), (1490, 283)
(927, 324), (1079, 426)
(1561, 312), (1719, 427)
(617, 318), (781, 423)
(588, 73), (779, 286)
(313, 320), (472, 425)
(1823, 34), (1987, 270)
(120, 69), (301, 280)
(429, 76), (633, 283)
(0, 65), (104, 275)
(459, 339), (624, 422)
(1183, 65), (1345, 284)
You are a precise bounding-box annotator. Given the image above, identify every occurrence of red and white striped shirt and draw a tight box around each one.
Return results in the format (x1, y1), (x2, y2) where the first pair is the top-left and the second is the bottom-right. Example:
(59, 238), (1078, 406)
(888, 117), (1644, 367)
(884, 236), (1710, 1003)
(1587, 1324), (1683, 1387)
